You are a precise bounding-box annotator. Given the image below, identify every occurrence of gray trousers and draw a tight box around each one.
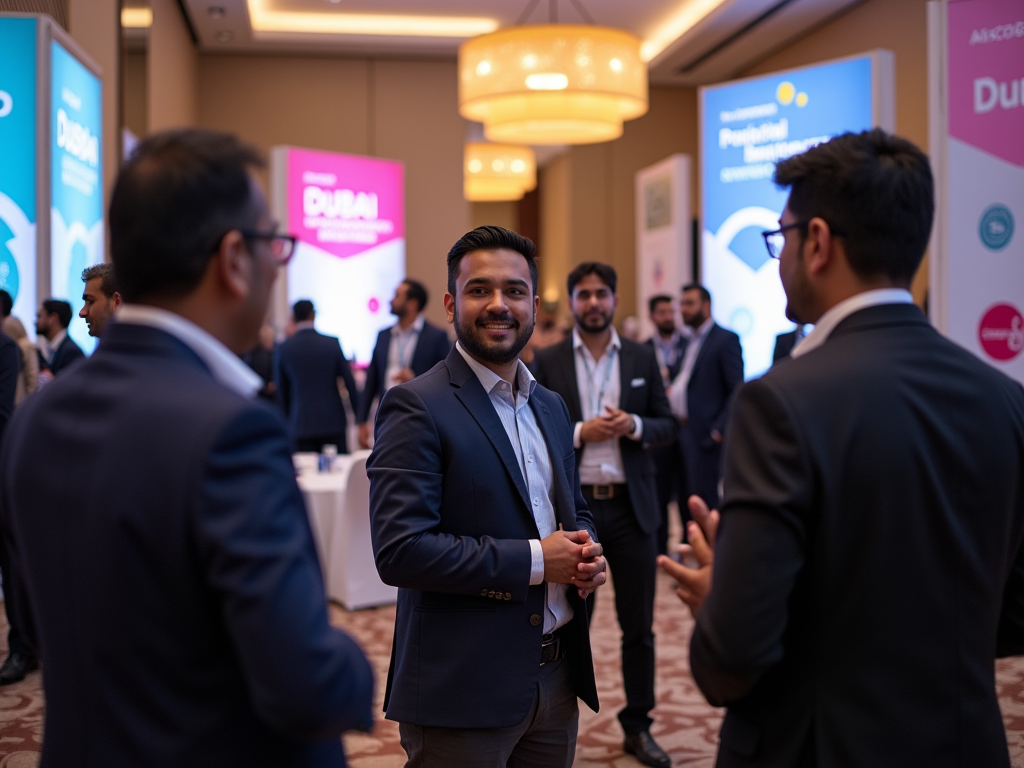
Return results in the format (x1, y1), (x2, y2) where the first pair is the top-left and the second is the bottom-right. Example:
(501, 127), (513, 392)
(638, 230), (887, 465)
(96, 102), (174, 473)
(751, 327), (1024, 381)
(398, 656), (579, 768)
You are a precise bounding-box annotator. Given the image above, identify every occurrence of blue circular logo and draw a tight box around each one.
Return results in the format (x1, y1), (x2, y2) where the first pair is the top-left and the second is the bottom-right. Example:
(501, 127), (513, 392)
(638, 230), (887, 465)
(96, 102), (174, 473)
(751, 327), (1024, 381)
(979, 204), (1014, 251)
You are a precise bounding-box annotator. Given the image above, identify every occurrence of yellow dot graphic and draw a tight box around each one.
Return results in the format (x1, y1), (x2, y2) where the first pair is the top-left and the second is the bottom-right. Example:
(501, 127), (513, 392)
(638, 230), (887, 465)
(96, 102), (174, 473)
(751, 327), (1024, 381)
(796, 92), (809, 107)
(776, 81), (796, 105)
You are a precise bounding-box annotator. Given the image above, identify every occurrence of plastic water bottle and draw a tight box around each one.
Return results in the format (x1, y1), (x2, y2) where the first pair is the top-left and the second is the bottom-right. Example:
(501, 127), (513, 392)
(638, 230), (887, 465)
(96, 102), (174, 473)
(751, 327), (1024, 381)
(319, 443), (338, 473)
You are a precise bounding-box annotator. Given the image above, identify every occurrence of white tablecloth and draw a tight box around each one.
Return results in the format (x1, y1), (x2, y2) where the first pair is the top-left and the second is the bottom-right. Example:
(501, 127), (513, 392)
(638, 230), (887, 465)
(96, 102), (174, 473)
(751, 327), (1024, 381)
(296, 450), (397, 610)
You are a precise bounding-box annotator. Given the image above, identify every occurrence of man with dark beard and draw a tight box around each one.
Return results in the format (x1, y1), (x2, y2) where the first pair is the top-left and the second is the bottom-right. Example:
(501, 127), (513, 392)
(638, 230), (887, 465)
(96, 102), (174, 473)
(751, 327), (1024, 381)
(532, 264), (677, 768)
(367, 225), (607, 767)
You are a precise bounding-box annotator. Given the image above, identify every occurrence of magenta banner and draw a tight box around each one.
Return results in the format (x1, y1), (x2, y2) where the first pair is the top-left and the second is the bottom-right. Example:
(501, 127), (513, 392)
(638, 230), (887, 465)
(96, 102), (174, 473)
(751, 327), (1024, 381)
(274, 146), (406, 366)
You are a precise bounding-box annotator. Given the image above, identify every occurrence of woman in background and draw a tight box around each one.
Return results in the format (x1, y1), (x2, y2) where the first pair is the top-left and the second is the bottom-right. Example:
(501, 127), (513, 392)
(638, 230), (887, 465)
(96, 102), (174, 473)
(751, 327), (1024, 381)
(3, 316), (38, 405)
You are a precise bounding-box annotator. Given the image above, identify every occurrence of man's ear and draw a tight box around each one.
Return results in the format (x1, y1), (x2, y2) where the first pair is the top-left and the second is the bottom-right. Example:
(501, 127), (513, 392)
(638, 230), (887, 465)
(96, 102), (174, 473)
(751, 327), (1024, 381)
(443, 292), (456, 324)
(112, 292), (123, 310)
(213, 230), (250, 300)
(803, 217), (838, 276)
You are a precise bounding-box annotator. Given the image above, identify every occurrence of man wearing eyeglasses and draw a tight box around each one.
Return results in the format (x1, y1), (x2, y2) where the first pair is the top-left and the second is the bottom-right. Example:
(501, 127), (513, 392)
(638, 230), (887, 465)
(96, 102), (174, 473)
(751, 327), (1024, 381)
(0, 129), (374, 767)
(659, 129), (1024, 767)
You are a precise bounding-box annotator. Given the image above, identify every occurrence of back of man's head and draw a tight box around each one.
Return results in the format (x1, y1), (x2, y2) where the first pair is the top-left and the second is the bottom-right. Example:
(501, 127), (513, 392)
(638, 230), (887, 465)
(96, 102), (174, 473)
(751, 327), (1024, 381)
(0, 290), (12, 319)
(293, 300), (315, 323)
(774, 128), (934, 286)
(109, 129), (264, 304)
(81, 262), (119, 298)
(42, 299), (73, 329)
(403, 279), (429, 312)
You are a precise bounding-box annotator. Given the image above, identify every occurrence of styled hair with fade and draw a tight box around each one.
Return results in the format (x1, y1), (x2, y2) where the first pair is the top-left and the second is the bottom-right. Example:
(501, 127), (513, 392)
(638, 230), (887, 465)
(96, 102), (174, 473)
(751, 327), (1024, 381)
(446, 226), (538, 296)
(82, 262), (119, 298)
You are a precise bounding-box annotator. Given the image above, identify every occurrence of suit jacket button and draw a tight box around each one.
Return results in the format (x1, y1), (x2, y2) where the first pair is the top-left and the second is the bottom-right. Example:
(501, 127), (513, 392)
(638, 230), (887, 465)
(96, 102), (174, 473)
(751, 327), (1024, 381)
(488, 590), (495, 598)
(481, 589), (488, 597)
(529, 613), (542, 626)
(505, 592), (512, 600)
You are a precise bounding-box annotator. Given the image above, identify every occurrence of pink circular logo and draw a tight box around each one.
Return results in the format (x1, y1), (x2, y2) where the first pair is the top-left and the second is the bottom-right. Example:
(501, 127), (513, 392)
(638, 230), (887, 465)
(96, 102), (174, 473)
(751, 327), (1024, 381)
(368, 297), (380, 313)
(978, 303), (1024, 362)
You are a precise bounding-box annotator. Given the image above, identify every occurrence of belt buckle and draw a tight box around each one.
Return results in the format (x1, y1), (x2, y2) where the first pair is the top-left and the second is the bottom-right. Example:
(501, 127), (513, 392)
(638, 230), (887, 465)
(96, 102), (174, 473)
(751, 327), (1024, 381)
(540, 635), (560, 666)
(593, 484), (613, 500)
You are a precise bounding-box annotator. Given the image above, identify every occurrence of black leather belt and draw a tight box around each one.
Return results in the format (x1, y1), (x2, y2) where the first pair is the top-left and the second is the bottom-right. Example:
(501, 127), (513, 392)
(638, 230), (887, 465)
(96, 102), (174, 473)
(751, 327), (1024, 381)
(540, 629), (566, 666)
(581, 484), (627, 500)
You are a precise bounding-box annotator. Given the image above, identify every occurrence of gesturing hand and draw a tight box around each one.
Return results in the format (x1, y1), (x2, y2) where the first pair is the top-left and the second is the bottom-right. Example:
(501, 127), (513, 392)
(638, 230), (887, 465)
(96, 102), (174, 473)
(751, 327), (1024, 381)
(656, 495), (720, 618)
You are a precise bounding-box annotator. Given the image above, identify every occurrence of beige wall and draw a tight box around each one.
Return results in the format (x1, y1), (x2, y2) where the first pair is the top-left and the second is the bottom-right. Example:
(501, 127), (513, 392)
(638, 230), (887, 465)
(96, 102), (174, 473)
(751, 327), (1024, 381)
(195, 54), (468, 326)
(471, 201), (519, 233)
(740, 0), (931, 303)
(538, 86), (699, 320)
(67, 0), (119, 218)
(122, 51), (147, 138)
(148, 0), (198, 131)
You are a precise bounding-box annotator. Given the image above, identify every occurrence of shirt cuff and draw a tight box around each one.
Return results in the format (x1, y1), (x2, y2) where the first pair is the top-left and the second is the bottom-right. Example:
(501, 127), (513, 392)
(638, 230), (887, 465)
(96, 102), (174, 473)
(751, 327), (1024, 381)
(529, 539), (545, 585)
(573, 421), (583, 450)
(628, 415), (643, 441)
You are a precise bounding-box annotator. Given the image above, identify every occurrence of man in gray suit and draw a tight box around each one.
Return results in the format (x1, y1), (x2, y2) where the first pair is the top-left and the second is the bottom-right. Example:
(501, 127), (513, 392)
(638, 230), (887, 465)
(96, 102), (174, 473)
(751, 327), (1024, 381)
(660, 129), (1024, 766)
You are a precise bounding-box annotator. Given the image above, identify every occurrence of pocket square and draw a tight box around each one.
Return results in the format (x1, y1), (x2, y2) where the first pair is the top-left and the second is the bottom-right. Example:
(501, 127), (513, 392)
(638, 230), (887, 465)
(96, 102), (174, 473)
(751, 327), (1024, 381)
(630, 377), (646, 388)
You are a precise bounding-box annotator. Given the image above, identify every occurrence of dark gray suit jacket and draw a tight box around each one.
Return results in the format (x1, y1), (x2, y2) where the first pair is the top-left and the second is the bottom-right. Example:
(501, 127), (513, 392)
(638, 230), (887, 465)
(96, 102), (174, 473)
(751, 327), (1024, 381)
(532, 336), (678, 534)
(691, 303), (1024, 767)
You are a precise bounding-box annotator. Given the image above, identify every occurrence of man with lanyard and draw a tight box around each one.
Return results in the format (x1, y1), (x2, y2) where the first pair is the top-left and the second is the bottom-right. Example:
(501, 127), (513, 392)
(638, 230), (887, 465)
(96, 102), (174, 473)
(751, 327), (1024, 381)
(666, 284), (743, 511)
(533, 262), (676, 768)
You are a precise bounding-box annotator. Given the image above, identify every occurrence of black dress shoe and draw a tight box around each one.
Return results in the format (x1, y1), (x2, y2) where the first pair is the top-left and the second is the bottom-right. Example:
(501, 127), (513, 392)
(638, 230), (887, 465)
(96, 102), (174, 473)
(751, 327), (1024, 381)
(0, 652), (39, 685)
(624, 729), (671, 768)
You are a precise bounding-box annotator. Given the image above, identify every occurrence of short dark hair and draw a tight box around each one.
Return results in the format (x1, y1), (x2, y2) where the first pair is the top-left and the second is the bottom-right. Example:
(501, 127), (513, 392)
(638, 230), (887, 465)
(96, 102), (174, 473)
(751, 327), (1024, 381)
(109, 129), (265, 303)
(648, 294), (673, 315)
(773, 128), (934, 284)
(568, 262), (617, 296)
(682, 284), (711, 304)
(42, 299), (73, 329)
(292, 300), (315, 322)
(0, 290), (11, 318)
(403, 279), (429, 311)
(81, 262), (119, 298)
(447, 226), (538, 296)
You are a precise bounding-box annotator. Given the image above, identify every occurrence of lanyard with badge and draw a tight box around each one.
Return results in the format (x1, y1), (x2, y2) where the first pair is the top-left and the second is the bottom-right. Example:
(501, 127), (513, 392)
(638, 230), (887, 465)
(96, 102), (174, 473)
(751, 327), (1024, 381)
(395, 326), (421, 369)
(578, 345), (617, 420)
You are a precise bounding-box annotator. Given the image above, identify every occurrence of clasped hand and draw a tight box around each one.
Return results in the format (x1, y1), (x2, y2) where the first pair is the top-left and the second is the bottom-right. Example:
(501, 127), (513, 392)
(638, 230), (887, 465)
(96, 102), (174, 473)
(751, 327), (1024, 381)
(541, 529), (606, 599)
(580, 406), (634, 443)
(656, 495), (719, 618)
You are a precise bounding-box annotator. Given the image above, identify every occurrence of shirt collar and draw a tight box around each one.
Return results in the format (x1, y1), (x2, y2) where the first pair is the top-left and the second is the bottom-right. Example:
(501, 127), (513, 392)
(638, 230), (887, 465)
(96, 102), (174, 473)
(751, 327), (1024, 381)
(48, 328), (67, 351)
(455, 341), (536, 399)
(394, 314), (425, 335)
(791, 288), (914, 359)
(294, 320), (316, 332)
(694, 316), (715, 340)
(571, 326), (621, 356)
(116, 304), (264, 398)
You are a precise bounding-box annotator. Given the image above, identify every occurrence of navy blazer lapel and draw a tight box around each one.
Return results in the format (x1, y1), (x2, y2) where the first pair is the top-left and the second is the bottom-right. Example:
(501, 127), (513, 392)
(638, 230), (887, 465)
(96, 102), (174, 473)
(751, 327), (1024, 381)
(617, 341), (634, 409)
(529, 393), (577, 531)
(689, 323), (718, 382)
(447, 350), (532, 512)
(376, 327), (392, 384)
(556, 339), (583, 423)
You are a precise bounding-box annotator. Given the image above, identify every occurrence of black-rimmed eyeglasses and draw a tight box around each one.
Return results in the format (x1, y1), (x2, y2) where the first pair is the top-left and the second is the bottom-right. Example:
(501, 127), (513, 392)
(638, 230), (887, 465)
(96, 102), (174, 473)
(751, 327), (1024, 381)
(240, 229), (298, 266)
(761, 221), (845, 260)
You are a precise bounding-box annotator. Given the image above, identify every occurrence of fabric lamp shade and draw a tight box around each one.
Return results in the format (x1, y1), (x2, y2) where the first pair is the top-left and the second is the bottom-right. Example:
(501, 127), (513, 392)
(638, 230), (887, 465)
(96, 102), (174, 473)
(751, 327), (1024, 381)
(459, 24), (648, 145)
(464, 142), (537, 201)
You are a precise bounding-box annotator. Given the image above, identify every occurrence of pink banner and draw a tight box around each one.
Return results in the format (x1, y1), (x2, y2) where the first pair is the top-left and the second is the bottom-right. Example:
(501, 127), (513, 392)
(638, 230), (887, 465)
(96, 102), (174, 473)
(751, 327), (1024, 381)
(286, 147), (404, 259)
(948, 0), (1024, 167)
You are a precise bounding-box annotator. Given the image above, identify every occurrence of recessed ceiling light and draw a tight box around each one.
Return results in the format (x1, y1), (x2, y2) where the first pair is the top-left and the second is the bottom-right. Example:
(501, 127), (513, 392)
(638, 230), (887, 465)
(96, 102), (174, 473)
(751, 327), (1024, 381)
(246, 0), (497, 38)
(641, 0), (730, 62)
(120, 7), (152, 28)
(216, 30), (233, 42)
(208, 6), (225, 19)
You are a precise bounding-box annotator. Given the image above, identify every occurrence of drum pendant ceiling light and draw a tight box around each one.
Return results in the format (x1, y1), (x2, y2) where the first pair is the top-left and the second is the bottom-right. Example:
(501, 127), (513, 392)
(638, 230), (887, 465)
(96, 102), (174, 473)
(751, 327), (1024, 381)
(464, 143), (537, 201)
(458, 2), (648, 145)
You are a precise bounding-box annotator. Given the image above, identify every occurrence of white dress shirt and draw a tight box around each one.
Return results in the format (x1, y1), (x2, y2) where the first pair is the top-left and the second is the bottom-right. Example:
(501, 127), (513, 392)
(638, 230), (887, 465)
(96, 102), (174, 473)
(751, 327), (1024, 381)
(455, 343), (572, 634)
(791, 288), (914, 359)
(117, 305), (264, 398)
(570, 327), (643, 485)
(667, 316), (715, 420)
(38, 328), (67, 365)
(385, 314), (424, 392)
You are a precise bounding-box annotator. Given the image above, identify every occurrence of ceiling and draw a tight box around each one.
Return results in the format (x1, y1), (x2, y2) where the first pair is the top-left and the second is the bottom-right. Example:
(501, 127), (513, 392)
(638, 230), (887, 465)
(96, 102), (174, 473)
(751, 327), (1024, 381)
(173, 0), (865, 86)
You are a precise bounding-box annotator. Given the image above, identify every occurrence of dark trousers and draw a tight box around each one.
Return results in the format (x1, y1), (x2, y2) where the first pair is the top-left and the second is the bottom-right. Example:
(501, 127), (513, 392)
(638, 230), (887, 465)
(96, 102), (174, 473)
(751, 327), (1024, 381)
(0, 531), (31, 658)
(652, 439), (687, 555)
(583, 487), (657, 735)
(679, 425), (721, 511)
(294, 433), (347, 454)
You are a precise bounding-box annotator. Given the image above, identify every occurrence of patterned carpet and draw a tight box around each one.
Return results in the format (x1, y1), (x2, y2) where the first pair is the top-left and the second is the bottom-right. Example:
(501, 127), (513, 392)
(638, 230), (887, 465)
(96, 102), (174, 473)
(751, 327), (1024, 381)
(6, 571), (1024, 766)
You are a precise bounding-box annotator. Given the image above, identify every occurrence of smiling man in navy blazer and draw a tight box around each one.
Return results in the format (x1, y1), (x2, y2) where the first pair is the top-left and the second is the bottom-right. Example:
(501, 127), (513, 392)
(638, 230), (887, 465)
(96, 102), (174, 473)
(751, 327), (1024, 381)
(0, 129), (373, 767)
(368, 225), (607, 767)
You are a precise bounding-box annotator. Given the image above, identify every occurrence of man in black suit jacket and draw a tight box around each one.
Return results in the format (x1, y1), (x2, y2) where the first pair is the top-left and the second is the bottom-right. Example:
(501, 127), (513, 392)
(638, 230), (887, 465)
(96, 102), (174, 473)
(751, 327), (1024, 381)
(660, 129), (1024, 767)
(0, 329), (25, 685)
(35, 299), (85, 375)
(533, 264), (677, 768)
(770, 324), (807, 364)
(0, 129), (373, 767)
(666, 285), (743, 510)
(275, 300), (359, 453)
(369, 226), (607, 766)
(645, 294), (688, 555)
(356, 278), (450, 449)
